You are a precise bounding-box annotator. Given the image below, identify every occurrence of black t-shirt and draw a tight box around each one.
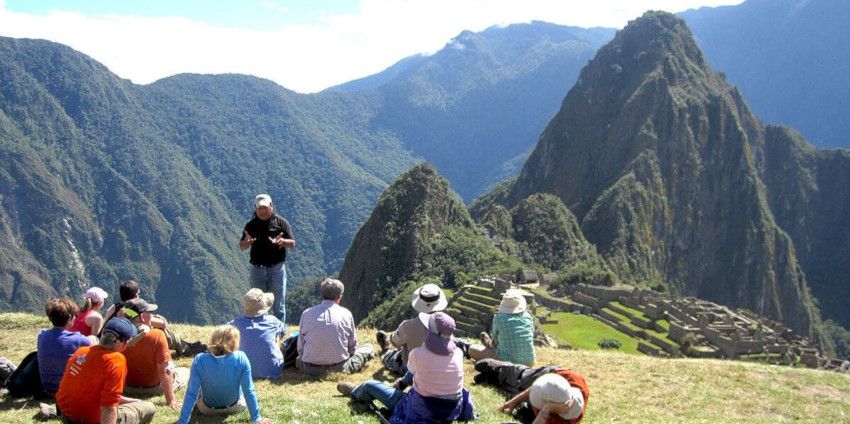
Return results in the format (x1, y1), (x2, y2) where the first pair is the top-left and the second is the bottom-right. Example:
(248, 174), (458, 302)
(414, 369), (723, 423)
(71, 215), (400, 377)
(242, 214), (294, 266)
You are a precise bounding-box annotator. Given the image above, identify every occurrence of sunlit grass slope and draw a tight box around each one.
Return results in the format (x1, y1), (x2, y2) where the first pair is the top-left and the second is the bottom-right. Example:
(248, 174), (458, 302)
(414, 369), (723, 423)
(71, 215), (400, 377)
(2, 313), (849, 423)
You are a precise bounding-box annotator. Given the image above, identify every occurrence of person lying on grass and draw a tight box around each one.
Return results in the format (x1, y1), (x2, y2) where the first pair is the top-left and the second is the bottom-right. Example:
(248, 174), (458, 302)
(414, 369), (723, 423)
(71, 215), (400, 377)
(474, 358), (588, 424)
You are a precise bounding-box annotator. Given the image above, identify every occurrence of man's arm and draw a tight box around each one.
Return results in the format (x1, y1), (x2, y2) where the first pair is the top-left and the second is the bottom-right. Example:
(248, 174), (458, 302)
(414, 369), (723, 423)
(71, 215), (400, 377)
(150, 314), (168, 330)
(159, 362), (180, 409)
(499, 387), (531, 414)
(100, 406), (118, 424)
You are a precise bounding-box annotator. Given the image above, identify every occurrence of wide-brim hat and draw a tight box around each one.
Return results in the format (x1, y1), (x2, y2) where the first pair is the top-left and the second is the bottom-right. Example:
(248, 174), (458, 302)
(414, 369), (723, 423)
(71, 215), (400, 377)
(244, 288), (274, 317)
(529, 373), (584, 420)
(497, 289), (527, 314)
(411, 283), (448, 313)
(424, 312), (456, 356)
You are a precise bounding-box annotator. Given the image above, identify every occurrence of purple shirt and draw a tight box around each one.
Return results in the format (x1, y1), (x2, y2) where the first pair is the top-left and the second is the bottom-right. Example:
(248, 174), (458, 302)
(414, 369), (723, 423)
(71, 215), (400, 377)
(297, 300), (357, 365)
(37, 327), (92, 393)
(228, 315), (286, 379)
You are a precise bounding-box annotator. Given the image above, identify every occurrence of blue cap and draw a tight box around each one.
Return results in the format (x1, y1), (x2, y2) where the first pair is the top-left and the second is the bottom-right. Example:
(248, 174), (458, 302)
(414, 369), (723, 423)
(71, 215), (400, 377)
(102, 317), (137, 342)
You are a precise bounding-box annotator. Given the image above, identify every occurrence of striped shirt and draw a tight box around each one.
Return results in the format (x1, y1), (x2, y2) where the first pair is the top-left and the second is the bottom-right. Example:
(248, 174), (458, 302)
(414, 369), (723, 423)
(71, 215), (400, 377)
(492, 312), (535, 366)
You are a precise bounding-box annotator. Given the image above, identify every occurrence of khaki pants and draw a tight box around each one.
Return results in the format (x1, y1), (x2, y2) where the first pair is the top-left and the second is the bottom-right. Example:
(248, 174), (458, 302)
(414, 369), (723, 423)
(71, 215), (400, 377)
(123, 367), (189, 396)
(296, 344), (374, 377)
(197, 395), (247, 416)
(116, 400), (157, 424)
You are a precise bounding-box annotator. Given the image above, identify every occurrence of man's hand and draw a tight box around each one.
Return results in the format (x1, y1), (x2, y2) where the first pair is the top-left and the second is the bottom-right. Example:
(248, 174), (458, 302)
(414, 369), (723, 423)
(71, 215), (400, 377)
(256, 418), (274, 424)
(240, 231), (256, 251)
(167, 401), (182, 411)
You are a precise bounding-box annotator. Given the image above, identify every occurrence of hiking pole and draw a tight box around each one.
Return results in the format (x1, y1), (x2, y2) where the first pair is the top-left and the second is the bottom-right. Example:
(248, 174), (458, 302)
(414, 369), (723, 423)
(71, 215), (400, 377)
(368, 402), (390, 424)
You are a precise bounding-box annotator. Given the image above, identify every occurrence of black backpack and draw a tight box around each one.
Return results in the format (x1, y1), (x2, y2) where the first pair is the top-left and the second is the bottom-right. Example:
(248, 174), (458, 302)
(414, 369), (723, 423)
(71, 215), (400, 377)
(6, 351), (47, 398)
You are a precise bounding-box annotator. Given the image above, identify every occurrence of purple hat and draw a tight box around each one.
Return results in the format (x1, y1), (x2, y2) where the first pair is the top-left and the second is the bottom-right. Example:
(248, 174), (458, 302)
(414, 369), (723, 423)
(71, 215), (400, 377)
(424, 312), (456, 356)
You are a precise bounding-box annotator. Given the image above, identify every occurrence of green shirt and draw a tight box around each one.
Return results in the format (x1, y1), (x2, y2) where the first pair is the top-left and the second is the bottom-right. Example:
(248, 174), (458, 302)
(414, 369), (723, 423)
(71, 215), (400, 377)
(492, 312), (535, 366)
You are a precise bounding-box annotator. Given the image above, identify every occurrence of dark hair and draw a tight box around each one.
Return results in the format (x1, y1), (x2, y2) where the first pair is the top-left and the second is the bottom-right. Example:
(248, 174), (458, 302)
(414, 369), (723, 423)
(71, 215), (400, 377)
(45, 298), (79, 327)
(119, 280), (140, 302)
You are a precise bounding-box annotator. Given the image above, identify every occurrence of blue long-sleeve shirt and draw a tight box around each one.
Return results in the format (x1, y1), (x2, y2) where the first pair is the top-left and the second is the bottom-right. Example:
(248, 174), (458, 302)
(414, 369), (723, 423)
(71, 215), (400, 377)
(178, 351), (262, 424)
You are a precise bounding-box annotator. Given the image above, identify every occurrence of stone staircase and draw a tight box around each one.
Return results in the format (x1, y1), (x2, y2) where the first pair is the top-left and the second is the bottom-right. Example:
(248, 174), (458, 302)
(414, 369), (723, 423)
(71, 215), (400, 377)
(445, 284), (502, 338)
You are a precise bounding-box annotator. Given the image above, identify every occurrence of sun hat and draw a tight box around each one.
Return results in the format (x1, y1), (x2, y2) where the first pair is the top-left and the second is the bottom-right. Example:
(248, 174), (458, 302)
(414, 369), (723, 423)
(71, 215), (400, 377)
(529, 373), (584, 420)
(244, 288), (274, 317)
(497, 289), (527, 314)
(411, 284), (448, 313)
(424, 312), (456, 356)
(101, 317), (138, 342)
(84, 287), (109, 303)
(254, 194), (273, 208)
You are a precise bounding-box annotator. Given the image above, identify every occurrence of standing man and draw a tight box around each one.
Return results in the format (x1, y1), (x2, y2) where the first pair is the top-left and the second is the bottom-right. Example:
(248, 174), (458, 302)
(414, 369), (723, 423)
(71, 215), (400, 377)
(240, 194), (296, 324)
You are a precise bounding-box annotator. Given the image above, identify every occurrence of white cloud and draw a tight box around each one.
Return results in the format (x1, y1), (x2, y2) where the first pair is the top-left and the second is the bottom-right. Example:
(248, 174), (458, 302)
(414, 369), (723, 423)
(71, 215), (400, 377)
(0, 0), (742, 93)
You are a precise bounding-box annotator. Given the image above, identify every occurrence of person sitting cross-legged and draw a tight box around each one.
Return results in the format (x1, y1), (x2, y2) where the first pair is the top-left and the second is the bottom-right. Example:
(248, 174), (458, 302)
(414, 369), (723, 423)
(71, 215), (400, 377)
(178, 325), (273, 424)
(121, 298), (187, 410)
(468, 289), (535, 366)
(375, 283), (448, 378)
(37, 298), (93, 396)
(296, 278), (374, 377)
(473, 358), (588, 424)
(56, 317), (156, 424)
(337, 312), (476, 423)
(229, 288), (287, 380)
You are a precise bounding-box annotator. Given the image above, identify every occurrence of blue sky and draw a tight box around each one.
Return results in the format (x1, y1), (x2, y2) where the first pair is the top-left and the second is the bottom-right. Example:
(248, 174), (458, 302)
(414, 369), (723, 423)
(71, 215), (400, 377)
(6, 0), (360, 29)
(0, 0), (745, 93)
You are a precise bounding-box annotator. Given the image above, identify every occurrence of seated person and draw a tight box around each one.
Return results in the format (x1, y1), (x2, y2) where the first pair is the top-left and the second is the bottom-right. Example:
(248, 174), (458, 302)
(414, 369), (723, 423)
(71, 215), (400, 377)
(376, 283), (448, 376)
(178, 325), (273, 424)
(469, 289), (535, 366)
(69, 286), (108, 336)
(56, 317), (156, 424)
(104, 280), (206, 356)
(296, 278), (373, 376)
(122, 298), (187, 410)
(37, 298), (93, 395)
(337, 312), (475, 423)
(229, 289), (286, 379)
(473, 358), (588, 424)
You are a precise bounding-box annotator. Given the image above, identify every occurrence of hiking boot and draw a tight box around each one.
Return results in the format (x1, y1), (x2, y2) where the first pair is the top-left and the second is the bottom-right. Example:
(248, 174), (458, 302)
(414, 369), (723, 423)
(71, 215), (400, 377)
(479, 331), (493, 348)
(337, 382), (356, 397)
(376, 331), (389, 353)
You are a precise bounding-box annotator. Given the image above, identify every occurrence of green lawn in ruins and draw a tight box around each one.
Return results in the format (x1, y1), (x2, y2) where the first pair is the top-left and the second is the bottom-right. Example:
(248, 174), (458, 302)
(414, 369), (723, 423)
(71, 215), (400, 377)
(542, 312), (641, 354)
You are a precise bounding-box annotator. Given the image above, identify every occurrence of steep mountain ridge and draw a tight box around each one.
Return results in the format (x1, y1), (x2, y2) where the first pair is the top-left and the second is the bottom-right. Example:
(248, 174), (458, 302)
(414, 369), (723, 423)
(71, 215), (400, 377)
(0, 37), (419, 322)
(497, 12), (821, 336)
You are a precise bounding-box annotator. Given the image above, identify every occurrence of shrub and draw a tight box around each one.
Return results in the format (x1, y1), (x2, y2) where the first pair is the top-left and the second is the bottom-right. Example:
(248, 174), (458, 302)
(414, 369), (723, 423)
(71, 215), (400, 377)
(598, 338), (622, 350)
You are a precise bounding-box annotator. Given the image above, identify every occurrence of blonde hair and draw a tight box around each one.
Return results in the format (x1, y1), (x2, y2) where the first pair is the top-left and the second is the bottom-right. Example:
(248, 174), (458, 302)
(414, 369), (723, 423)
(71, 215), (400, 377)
(209, 325), (240, 356)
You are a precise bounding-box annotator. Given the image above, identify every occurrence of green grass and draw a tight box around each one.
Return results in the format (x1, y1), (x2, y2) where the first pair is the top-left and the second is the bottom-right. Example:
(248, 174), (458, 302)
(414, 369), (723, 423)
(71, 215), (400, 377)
(3, 312), (850, 423)
(542, 312), (641, 354)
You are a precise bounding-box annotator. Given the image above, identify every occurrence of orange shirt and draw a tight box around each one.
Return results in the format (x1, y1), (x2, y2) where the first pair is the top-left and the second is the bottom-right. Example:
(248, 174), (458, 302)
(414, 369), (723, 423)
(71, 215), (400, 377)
(56, 345), (126, 424)
(123, 328), (170, 387)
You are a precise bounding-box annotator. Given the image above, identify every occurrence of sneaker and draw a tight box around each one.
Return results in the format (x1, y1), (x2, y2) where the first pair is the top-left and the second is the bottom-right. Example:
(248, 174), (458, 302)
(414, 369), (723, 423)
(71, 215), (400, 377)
(376, 331), (389, 353)
(337, 382), (356, 397)
(479, 331), (493, 348)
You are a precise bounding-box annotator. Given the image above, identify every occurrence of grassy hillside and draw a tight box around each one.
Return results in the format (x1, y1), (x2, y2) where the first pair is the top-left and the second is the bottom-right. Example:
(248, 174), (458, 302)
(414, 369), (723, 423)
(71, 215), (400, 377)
(1, 313), (849, 423)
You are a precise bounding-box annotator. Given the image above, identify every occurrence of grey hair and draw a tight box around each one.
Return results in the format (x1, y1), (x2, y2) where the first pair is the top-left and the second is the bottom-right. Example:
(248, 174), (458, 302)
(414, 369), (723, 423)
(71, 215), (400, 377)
(320, 278), (344, 300)
(99, 330), (122, 349)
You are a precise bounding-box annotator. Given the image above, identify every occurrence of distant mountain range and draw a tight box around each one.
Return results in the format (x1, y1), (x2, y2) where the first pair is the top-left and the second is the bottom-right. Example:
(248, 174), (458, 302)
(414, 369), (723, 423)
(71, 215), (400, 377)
(1, 0), (849, 333)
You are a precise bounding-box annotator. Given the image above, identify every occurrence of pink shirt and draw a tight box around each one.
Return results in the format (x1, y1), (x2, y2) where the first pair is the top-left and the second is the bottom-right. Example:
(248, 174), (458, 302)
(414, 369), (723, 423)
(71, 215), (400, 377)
(297, 300), (357, 365)
(407, 344), (464, 397)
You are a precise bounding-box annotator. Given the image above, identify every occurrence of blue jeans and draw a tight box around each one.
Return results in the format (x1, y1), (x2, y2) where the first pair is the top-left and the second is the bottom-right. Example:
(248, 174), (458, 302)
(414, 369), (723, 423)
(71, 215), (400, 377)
(251, 262), (286, 323)
(350, 380), (404, 411)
